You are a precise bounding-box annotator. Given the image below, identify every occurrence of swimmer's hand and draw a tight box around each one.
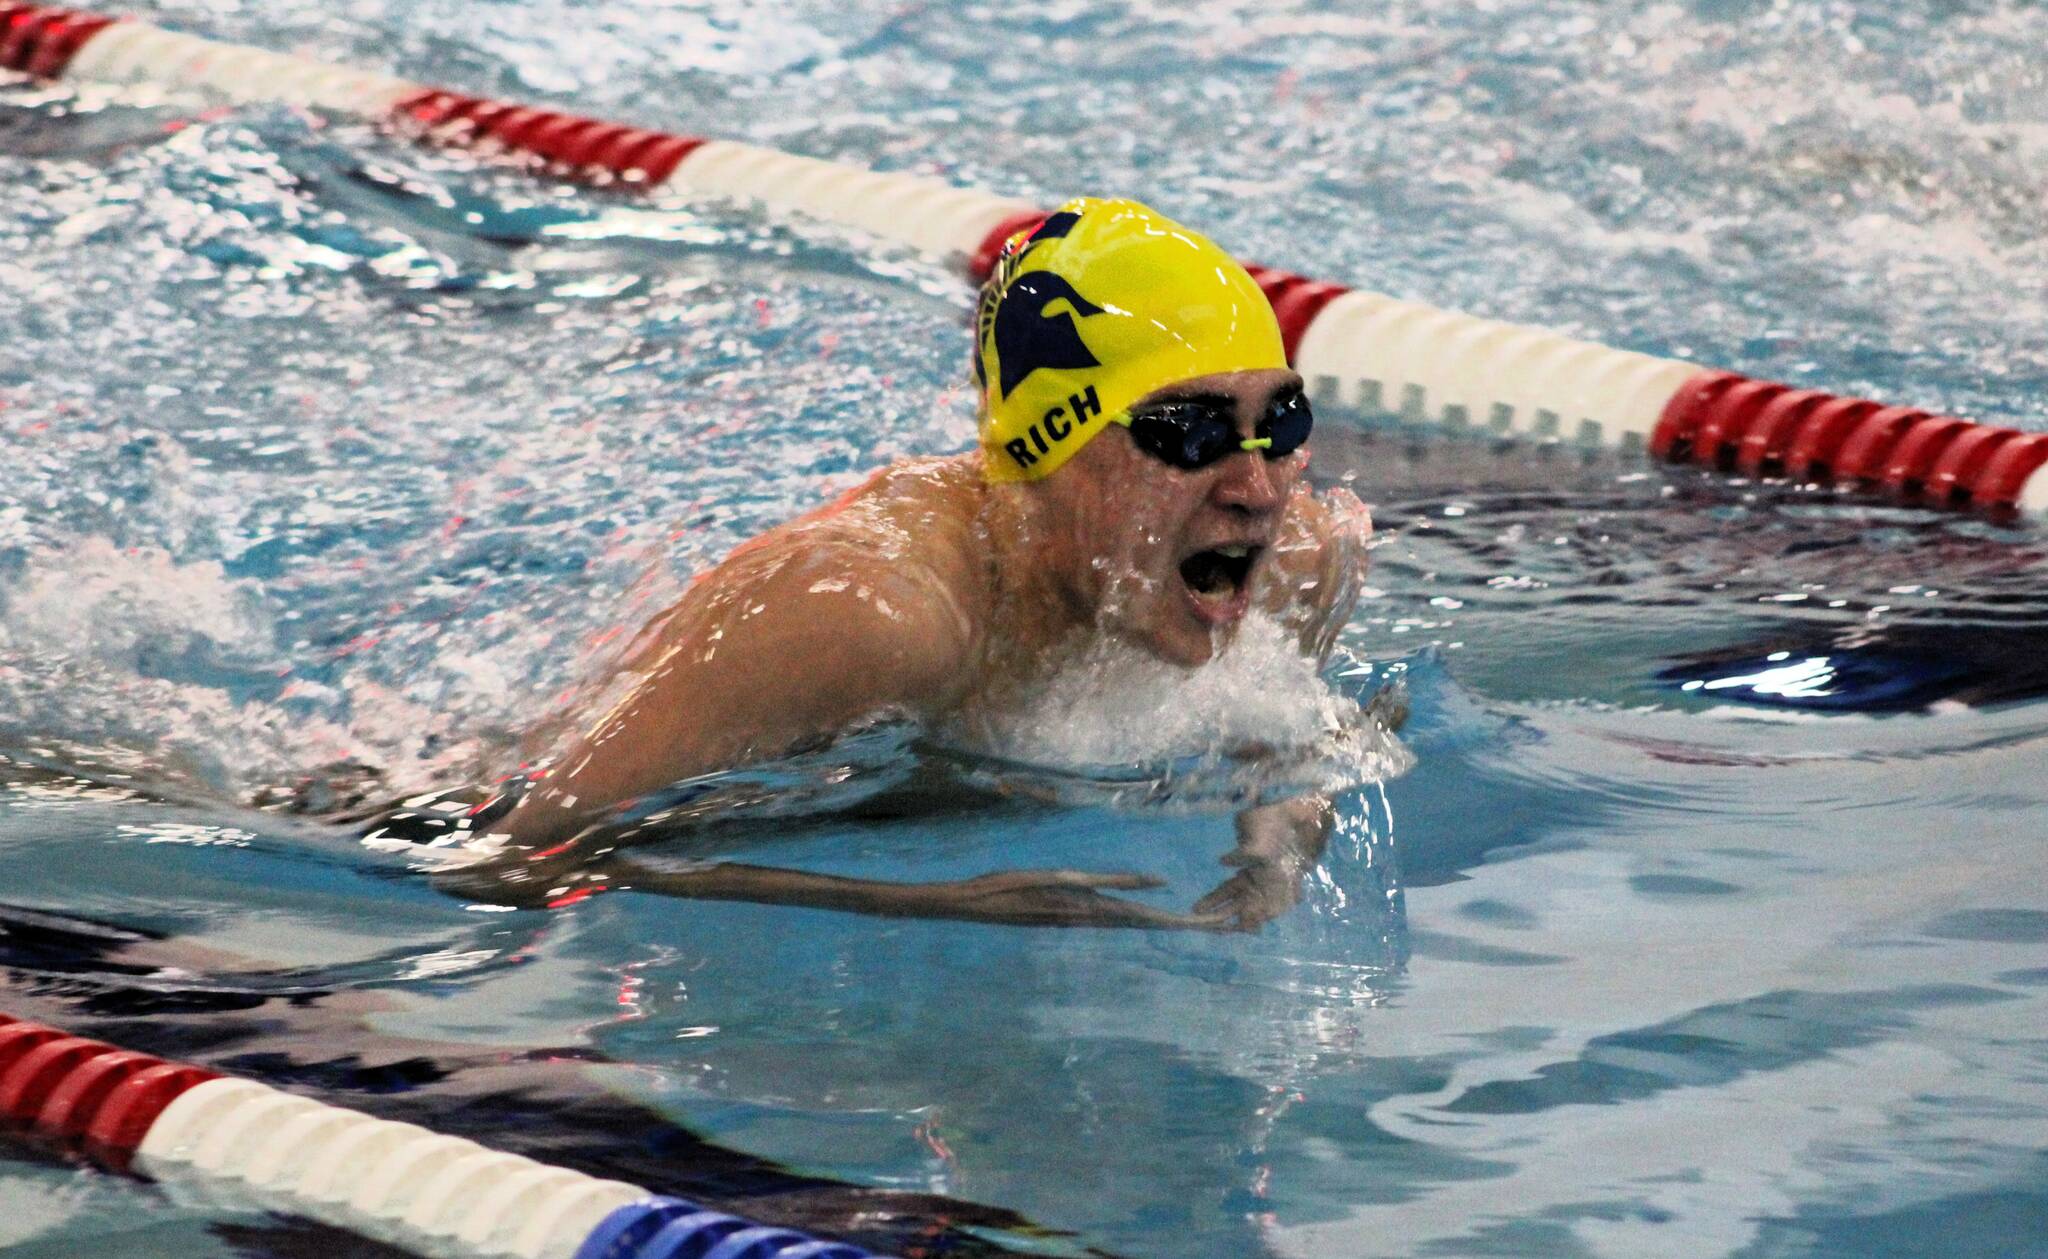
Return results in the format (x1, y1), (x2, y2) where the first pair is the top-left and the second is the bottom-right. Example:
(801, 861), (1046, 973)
(1193, 850), (1307, 932)
(1195, 793), (1336, 932)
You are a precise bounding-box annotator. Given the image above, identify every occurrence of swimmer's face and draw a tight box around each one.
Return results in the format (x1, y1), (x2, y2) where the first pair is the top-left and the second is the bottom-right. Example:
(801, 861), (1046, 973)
(1032, 368), (1308, 667)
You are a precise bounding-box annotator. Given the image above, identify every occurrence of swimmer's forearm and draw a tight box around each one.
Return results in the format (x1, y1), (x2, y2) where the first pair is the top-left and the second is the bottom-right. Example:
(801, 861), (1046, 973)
(431, 848), (842, 911)
(600, 859), (1224, 930)
(608, 859), (937, 915)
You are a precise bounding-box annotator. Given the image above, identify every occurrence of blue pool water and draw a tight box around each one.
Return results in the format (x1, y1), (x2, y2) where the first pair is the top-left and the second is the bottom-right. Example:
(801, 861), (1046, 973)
(4, 2), (2048, 1256)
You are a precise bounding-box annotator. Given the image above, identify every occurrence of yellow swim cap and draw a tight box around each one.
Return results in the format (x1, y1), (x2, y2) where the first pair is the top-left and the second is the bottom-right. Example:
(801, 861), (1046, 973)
(974, 197), (1286, 483)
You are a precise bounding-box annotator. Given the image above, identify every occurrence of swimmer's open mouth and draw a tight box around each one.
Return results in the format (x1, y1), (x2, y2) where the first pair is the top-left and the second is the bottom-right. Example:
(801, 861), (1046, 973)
(1179, 544), (1262, 605)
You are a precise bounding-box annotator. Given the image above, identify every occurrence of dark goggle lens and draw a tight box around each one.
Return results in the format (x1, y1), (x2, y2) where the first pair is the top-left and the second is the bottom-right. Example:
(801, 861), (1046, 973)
(1126, 403), (1240, 469)
(1262, 390), (1314, 456)
(1124, 392), (1315, 470)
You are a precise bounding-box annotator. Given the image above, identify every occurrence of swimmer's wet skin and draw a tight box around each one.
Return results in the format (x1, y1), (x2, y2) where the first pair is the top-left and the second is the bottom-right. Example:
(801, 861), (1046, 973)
(401, 197), (1380, 930)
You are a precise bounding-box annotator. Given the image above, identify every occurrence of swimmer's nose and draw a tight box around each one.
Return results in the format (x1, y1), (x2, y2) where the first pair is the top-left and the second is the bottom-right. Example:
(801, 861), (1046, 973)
(1211, 447), (1284, 515)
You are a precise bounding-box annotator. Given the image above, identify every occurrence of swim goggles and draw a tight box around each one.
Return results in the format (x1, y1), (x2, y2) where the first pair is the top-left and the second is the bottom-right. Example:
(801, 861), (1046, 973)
(1115, 389), (1314, 471)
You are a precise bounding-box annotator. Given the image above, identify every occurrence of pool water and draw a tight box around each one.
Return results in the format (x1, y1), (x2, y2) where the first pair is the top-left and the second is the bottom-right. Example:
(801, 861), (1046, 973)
(5, 2), (2048, 1257)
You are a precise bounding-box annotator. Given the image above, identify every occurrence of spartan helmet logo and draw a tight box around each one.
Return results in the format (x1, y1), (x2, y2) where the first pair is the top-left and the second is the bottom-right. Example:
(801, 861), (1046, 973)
(975, 211), (1106, 399)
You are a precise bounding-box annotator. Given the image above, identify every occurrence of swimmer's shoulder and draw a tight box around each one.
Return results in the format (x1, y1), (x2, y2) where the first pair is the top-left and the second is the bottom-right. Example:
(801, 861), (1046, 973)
(699, 455), (987, 700)
(790, 453), (984, 536)
(777, 454), (990, 604)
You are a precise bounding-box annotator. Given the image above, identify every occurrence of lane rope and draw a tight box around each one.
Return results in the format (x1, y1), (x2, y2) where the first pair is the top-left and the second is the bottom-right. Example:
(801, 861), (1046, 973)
(0, 1011), (885, 1259)
(5, 2), (2043, 517)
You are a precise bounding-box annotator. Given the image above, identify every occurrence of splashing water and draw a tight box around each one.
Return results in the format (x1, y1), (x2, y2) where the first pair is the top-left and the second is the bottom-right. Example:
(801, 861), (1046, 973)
(947, 613), (1413, 806)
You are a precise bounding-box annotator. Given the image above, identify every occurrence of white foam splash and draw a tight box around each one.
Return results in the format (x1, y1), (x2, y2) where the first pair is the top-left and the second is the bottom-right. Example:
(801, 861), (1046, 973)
(2, 537), (273, 672)
(951, 613), (1412, 796)
(0, 538), (322, 792)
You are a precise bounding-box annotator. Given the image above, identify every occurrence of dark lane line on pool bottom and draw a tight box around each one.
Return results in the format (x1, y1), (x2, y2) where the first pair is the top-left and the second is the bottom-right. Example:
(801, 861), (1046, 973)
(0, 901), (1070, 1259)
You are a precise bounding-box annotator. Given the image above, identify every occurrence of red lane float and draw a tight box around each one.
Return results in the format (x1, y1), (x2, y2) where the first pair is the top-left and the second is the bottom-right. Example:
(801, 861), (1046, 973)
(0, 1013), (219, 1170)
(0, 2), (110, 76)
(1244, 265), (1354, 362)
(1653, 372), (2048, 510)
(967, 208), (1053, 285)
(394, 89), (710, 184)
(7, 1), (2044, 516)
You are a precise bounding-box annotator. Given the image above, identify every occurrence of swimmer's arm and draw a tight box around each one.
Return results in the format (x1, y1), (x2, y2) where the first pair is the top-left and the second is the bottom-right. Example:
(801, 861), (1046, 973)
(595, 859), (1232, 930)
(437, 847), (1231, 930)
(496, 551), (973, 849)
(1259, 486), (1371, 661)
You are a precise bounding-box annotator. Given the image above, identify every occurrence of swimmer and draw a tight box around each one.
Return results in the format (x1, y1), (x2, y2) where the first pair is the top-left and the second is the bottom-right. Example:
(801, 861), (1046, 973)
(384, 198), (1380, 930)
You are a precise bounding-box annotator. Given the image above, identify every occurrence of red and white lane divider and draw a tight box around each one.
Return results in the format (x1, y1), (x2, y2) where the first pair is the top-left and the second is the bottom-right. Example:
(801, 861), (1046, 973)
(5, 3), (2045, 517)
(0, 1012), (885, 1259)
